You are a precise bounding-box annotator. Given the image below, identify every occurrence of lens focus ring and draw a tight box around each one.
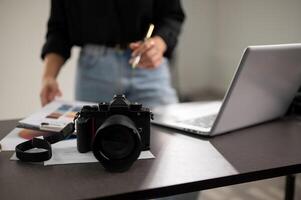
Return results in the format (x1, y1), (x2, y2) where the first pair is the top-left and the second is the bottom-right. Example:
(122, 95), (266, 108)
(92, 115), (142, 172)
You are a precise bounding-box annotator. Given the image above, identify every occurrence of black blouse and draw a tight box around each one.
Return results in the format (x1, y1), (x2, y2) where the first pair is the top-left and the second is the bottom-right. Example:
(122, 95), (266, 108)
(41, 0), (185, 60)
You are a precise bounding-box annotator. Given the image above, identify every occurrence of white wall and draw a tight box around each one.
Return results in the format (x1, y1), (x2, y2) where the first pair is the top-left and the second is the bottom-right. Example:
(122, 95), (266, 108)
(176, 0), (217, 94)
(213, 0), (301, 92)
(177, 0), (301, 95)
(0, 0), (301, 120)
(0, 0), (78, 120)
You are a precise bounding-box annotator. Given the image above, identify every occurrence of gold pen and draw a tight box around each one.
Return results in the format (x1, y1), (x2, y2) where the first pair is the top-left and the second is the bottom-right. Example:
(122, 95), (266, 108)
(131, 24), (155, 68)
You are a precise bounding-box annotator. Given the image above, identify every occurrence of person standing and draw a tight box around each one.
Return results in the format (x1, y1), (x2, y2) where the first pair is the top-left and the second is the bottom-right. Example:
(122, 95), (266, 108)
(40, 0), (185, 108)
(40, 1), (200, 198)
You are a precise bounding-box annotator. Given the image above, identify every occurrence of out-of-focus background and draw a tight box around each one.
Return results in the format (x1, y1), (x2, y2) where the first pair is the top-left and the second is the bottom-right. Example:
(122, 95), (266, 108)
(1, 0), (301, 119)
(0, 1), (301, 199)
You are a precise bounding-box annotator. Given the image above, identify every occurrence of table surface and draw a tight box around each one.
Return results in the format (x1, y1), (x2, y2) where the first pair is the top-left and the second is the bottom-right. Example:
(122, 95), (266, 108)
(1, 118), (301, 200)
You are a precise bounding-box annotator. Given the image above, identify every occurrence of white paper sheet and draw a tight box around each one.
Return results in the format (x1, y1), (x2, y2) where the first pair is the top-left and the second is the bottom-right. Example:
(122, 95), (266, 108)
(10, 138), (155, 166)
(44, 139), (154, 165)
(0, 128), (57, 151)
(0, 128), (27, 151)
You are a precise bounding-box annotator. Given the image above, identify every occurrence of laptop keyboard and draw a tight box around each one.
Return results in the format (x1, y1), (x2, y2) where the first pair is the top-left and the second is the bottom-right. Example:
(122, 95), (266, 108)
(179, 114), (217, 129)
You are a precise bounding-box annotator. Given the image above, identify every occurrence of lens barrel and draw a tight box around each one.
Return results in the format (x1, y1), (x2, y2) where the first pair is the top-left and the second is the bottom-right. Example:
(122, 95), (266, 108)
(92, 115), (142, 172)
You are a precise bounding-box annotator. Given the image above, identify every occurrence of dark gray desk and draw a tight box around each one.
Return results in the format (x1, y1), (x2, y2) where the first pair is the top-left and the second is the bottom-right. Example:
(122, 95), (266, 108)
(1, 118), (301, 200)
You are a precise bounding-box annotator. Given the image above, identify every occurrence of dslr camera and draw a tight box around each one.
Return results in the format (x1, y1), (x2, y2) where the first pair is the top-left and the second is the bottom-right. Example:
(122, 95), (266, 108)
(76, 95), (153, 172)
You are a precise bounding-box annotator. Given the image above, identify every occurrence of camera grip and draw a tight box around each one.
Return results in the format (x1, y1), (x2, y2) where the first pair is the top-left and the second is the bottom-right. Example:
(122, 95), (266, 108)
(76, 117), (93, 153)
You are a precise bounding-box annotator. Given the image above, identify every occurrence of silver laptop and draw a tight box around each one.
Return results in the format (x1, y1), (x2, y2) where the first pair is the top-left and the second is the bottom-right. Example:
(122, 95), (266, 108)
(152, 44), (301, 136)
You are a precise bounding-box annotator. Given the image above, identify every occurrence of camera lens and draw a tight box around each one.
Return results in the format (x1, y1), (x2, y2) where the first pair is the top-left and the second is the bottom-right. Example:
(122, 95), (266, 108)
(100, 125), (135, 159)
(92, 115), (141, 172)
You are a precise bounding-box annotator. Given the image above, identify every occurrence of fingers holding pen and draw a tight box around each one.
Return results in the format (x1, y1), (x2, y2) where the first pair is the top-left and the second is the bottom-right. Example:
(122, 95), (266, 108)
(129, 37), (166, 69)
(129, 42), (158, 68)
(130, 39), (155, 58)
(139, 46), (163, 68)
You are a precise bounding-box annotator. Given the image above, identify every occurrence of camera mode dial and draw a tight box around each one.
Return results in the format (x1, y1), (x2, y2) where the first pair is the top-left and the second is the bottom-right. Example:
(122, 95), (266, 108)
(130, 102), (142, 111)
(82, 105), (98, 112)
(99, 102), (109, 111)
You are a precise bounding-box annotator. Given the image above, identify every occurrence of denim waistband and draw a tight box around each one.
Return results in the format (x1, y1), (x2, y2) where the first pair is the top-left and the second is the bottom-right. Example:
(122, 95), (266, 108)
(82, 44), (130, 56)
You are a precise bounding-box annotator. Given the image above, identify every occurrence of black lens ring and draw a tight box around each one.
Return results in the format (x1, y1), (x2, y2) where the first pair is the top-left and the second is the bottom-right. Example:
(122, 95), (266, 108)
(97, 125), (136, 160)
(93, 130), (141, 172)
(92, 115), (142, 172)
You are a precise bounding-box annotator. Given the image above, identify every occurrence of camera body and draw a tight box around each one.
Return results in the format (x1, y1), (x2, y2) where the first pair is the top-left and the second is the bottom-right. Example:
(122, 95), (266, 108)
(76, 95), (152, 171)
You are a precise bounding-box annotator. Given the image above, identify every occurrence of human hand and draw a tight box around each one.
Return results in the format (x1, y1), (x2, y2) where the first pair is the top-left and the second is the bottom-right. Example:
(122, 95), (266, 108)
(40, 77), (62, 106)
(129, 36), (167, 69)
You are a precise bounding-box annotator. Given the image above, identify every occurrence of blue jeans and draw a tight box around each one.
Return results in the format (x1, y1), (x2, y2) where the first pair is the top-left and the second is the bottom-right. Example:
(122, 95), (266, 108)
(75, 45), (178, 107)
